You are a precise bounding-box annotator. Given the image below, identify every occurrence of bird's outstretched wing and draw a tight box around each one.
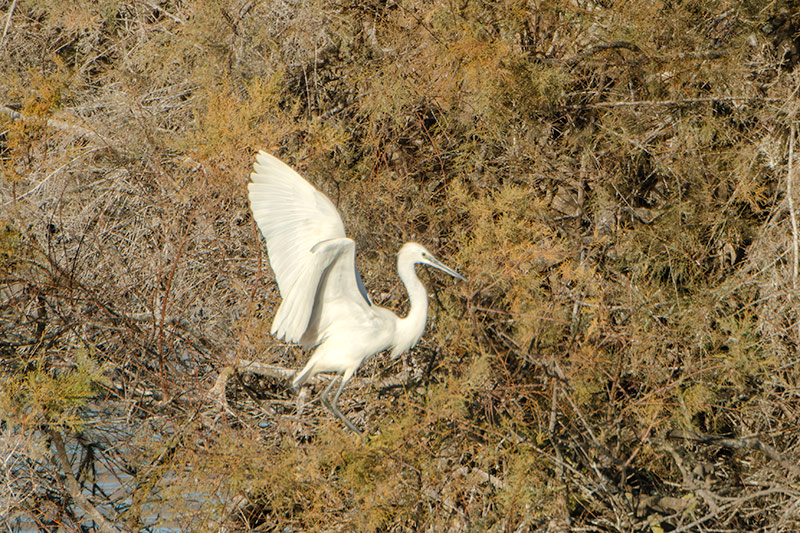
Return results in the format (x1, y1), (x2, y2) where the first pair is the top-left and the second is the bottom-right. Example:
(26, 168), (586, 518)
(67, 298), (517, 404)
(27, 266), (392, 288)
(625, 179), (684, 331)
(247, 151), (371, 344)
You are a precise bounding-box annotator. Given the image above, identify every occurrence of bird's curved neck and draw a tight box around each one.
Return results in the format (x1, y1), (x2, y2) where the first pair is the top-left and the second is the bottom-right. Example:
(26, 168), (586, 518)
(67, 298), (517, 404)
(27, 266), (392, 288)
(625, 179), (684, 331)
(392, 256), (429, 358)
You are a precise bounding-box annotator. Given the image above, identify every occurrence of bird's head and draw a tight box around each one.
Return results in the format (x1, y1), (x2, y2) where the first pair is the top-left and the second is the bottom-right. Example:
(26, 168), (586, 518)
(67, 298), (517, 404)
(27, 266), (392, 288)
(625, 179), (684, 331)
(399, 242), (465, 281)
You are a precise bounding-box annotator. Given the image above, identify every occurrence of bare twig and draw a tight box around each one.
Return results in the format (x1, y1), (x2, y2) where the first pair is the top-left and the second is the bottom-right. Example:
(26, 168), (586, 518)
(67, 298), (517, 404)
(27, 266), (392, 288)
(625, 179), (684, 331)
(669, 488), (799, 533)
(0, 0), (17, 51)
(209, 359), (422, 402)
(0, 105), (115, 148)
(230, 360), (296, 381)
(548, 377), (571, 532)
(563, 96), (781, 111)
(564, 40), (642, 66)
(667, 429), (800, 477)
(49, 430), (120, 533)
(209, 361), (296, 407)
(547, 41), (724, 67)
(156, 224), (190, 395)
(1, 147), (102, 208)
(138, 0), (184, 24)
(788, 123), (800, 341)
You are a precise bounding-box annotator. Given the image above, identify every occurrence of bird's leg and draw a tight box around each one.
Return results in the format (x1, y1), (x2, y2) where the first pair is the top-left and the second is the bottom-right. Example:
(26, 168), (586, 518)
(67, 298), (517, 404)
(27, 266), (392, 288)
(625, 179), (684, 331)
(320, 372), (362, 435)
(319, 375), (339, 402)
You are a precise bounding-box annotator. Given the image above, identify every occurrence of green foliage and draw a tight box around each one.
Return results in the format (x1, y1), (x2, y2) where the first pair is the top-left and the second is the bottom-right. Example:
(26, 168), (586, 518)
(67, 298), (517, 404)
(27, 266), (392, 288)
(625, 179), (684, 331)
(0, 351), (107, 432)
(495, 446), (555, 523)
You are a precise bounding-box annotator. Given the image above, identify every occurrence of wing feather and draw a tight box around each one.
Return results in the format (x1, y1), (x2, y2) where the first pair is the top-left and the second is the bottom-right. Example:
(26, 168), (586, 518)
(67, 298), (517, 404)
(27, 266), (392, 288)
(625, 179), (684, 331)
(247, 151), (371, 343)
(298, 238), (374, 348)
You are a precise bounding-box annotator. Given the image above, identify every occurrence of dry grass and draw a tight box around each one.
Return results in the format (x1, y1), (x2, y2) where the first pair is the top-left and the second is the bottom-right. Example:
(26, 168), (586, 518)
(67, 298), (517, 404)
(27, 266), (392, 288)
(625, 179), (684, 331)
(2, 0), (800, 530)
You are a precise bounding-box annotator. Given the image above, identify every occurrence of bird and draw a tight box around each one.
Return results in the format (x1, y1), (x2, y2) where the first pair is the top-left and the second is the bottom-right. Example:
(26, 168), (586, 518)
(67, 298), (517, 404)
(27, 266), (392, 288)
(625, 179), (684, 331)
(247, 151), (465, 434)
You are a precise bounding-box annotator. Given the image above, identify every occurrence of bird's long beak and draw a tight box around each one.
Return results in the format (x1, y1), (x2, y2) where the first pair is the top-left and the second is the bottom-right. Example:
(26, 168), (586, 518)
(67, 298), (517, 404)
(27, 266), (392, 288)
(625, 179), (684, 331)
(427, 255), (466, 281)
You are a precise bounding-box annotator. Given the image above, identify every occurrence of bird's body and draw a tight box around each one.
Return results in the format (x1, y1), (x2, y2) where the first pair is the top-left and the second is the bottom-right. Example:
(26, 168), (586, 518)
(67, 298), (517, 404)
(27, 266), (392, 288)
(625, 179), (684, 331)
(248, 151), (464, 433)
(291, 303), (395, 389)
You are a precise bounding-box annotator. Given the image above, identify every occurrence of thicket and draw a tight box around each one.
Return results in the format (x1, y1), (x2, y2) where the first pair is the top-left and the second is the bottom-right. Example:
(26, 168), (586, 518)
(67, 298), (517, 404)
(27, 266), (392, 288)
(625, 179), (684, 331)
(1, 0), (800, 530)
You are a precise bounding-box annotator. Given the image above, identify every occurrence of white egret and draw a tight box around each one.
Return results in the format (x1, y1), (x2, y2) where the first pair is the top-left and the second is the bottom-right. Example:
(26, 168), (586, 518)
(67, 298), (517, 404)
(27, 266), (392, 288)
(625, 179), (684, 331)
(248, 151), (464, 434)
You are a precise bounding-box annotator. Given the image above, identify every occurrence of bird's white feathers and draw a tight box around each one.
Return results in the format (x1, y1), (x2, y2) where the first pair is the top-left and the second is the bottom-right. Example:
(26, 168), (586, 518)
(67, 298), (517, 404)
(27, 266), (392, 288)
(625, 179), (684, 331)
(248, 151), (464, 432)
(248, 151), (370, 344)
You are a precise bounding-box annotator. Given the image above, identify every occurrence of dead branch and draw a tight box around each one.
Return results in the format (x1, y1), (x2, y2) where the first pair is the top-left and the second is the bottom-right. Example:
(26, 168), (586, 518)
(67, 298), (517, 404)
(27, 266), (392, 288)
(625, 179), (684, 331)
(788, 123), (799, 340)
(670, 488), (799, 533)
(138, 0), (185, 24)
(0, 105), (115, 149)
(660, 441), (719, 513)
(552, 41), (724, 68)
(667, 429), (800, 477)
(564, 41), (642, 66)
(208, 361), (296, 410)
(0, 0), (17, 51)
(209, 359), (423, 407)
(563, 96), (781, 111)
(49, 429), (120, 533)
(230, 360), (296, 381)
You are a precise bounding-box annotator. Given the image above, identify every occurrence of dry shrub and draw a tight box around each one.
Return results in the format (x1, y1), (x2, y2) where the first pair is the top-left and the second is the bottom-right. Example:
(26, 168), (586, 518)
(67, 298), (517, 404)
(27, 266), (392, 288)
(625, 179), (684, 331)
(2, 0), (800, 531)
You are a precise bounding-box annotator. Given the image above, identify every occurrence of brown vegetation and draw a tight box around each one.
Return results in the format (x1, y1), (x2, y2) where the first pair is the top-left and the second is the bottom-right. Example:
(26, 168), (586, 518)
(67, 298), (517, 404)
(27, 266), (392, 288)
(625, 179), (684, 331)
(2, 0), (800, 530)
